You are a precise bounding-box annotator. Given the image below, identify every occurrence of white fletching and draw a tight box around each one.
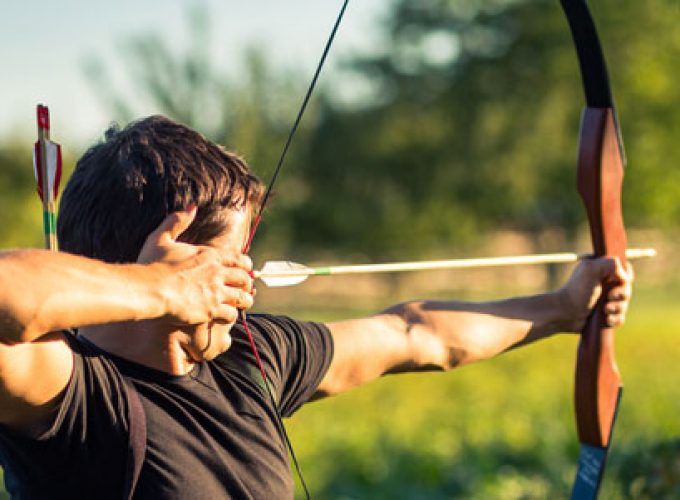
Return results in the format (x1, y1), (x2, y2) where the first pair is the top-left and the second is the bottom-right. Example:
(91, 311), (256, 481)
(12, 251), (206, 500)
(32, 139), (61, 202)
(257, 261), (314, 287)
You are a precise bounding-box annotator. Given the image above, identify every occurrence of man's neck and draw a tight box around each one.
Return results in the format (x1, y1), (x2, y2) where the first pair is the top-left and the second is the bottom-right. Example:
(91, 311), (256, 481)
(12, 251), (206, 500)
(78, 322), (196, 375)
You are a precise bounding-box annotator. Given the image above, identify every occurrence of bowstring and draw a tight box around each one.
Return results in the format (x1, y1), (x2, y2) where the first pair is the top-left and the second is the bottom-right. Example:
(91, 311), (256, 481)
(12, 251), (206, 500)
(239, 2), (350, 498)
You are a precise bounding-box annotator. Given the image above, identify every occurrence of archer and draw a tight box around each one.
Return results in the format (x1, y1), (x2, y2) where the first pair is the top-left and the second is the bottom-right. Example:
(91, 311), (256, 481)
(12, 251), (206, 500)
(0, 115), (631, 499)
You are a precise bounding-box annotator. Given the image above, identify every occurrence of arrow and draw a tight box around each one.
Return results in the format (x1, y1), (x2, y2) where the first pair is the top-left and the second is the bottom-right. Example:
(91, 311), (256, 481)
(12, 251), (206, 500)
(32, 104), (62, 251)
(255, 247), (655, 288)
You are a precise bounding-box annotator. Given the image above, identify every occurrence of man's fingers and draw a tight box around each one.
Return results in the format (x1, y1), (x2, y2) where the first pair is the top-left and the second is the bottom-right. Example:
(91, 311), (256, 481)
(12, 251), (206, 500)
(590, 256), (633, 285)
(232, 288), (254, 310)
(148, 205), (197, 244)
(218, 252), (253, 272)
(611, 257), (633, 285)
(204, 290), (251, 325)
(604, 297), (628, 326)
(604, 301), (628, 316)
(608, 283), (630, 302)
(240, 254), (253, 273)
(605, 312), (626, 327)
(162, 205), (198, 241)
(220, 287), (254, 312)
(137, 206), (198, 263)
(598, 257), (633, 328)
(215, 304), (239, 325)
(222, 267), (254, 293)
(588, 256), (617, 281)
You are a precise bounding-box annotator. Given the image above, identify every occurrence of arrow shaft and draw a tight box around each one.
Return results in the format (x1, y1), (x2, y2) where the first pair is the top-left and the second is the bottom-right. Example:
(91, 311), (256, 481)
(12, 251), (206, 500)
(37, 122), (58, 251)
(256, 248), (654, 282)
(325, 252), (599, 275)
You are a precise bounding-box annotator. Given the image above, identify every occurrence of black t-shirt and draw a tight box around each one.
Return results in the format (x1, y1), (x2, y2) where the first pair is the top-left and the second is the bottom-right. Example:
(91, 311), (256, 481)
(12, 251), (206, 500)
(0, 314), (333, 500)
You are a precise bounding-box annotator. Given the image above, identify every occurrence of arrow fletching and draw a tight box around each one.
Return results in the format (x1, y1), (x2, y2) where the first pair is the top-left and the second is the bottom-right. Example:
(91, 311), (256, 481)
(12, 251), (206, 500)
(257, 261), (316, 287)
(32, 139), (62, 202)
(33, 104), (62, 250)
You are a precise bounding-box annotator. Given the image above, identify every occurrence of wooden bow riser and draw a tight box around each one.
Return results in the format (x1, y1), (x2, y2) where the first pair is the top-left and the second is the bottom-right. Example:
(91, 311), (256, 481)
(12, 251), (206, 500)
(575, 107), (628, 447)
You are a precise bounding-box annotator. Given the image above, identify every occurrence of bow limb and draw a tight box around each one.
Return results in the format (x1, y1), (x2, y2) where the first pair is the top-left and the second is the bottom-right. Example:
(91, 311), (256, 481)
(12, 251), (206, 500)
(561, 1), (628, 497)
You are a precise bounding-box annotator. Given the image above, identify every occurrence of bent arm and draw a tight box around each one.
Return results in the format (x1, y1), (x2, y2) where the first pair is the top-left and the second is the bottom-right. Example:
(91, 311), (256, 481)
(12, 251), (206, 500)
(0, 249), (171, 344)
(0, 208), (254, 430)
(0, 249), (176, 430)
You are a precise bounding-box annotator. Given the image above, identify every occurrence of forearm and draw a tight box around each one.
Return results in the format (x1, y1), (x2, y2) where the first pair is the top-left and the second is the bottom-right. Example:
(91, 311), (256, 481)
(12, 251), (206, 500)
(0, 250), (168, 343)
(384, 291), (577, 371)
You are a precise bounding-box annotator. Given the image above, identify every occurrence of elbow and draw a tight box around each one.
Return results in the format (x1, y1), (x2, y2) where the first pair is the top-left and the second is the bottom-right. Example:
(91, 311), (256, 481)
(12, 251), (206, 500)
(387, 301), (507, 371)
(0, 324), (36, 346)
(0, 309), (41, 345)
(384, 301), (475, 372)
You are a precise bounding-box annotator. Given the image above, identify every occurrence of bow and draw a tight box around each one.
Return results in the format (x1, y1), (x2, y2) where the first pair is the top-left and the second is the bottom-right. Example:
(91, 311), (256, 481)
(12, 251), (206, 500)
(245, 2), (628, 497)
(560, 1), (628, 497)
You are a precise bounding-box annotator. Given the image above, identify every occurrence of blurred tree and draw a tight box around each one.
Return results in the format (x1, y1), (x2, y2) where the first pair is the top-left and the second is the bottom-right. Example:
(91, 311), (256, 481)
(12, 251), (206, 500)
(288, 0), (680, 259)
(82, 0), (680, 261)
(618, 439), (680, 498)
(0, 144), (46, 249)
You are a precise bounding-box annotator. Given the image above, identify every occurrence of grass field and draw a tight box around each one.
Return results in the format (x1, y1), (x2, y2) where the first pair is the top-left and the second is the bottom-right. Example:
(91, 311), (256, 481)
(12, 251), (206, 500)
(284, 287), (680, 499)
(1, 287), (677, 499)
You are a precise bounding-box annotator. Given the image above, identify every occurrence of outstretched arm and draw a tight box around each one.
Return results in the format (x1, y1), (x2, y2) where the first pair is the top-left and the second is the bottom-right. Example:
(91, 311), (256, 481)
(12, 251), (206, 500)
(317, 257), (631, 397)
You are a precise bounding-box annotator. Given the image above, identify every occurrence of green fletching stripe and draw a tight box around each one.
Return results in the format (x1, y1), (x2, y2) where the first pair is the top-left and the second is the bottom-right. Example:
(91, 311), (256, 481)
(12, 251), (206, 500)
(313, 267), (331, 276)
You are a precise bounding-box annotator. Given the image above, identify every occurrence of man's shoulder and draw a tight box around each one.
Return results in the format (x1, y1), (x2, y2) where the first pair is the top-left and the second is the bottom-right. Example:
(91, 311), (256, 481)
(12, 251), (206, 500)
(228, 313), (331, 360)
(218, 312), (333, 416)
(243, 313), (331, 337)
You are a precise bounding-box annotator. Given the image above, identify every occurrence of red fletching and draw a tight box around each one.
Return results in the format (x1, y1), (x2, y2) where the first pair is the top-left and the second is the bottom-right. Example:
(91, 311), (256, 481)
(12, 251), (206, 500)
(34, 142), (44, 202)
(54, 143), (63, 200)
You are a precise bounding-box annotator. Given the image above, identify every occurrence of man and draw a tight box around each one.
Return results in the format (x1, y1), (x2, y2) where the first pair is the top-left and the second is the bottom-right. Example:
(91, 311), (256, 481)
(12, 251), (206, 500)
(0, 116), (631, 499)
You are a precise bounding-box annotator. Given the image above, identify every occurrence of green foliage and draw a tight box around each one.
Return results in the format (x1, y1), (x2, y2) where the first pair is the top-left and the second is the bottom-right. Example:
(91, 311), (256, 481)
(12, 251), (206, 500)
(283, 287), (680, 498)
(618, 440), (680, 499)
(0, 472), (6, 500)
(0, 143), (44, 249)
(0, 141), (77, 251)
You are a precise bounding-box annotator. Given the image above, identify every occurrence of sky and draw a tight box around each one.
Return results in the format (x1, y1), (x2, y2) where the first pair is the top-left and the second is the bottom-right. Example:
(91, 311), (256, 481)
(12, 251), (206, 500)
(0, 0), (388, 146)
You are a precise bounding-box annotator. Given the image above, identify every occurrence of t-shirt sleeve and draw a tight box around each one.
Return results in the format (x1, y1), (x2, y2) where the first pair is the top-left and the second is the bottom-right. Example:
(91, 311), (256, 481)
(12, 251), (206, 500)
(0, 333), (130, 498)
(232, 314), (334, 418)
(37, 333), (130, 442)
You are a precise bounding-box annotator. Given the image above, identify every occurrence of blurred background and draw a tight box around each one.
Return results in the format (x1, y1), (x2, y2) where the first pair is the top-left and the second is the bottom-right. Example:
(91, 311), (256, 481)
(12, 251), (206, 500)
(1, 0), (679, 498)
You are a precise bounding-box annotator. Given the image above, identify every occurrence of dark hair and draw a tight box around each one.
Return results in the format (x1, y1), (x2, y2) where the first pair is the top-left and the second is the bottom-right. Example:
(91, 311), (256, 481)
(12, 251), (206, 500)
(58, 115), (264, 263)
